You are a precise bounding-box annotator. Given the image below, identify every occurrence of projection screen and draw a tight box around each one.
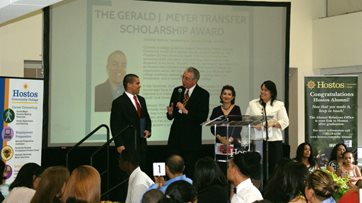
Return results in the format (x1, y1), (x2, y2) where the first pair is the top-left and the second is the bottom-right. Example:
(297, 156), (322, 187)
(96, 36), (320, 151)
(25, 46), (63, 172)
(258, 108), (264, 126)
(47, 0), (290, 146)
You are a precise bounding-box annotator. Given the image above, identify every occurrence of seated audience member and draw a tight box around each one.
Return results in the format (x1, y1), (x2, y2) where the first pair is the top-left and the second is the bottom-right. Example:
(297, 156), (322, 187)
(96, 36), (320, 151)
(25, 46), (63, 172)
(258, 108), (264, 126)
(193, 157), (228, 203)
(148, 155), (192, 193)
(305, 170), (339, 203)
(30, 166), (69, 203)
(252, 200), (272, 203)
(227, 152), (263, 203)
(64, 198), (88, 203)
(0, 160), (6, 201)
(327, 143), (347, 173)
(160, 180), (197, 203)
(3, 162), (43, 203)
(294, 142), (319, 173)
(142, 189), (164, 203)
(337, 151), (362, 185)
(337, 179), (362, 203)
(119, 149), (154, 203)
(264, 160), (308, 203)
(61, 165), (100, 203)
(338, 190), (359, 203)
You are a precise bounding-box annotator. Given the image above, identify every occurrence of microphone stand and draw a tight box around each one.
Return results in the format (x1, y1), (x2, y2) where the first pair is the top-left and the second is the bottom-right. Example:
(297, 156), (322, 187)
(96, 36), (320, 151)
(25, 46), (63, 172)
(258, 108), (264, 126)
(262, 103), (269, 182)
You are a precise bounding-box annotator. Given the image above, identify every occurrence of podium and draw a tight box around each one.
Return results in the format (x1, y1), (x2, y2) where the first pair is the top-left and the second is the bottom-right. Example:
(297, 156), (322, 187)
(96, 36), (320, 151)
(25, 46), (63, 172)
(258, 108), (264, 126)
(202, 115), (265, 163)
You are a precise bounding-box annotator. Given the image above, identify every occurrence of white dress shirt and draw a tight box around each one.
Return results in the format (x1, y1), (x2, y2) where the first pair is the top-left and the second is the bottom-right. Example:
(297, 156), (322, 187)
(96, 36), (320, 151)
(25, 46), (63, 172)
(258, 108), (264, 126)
(125, 91), (141, 109)
(126, 167), (154, 203)
(246, 99), (289, 141)
(231, 178), (263, 203)
(3, 187), (35, 203)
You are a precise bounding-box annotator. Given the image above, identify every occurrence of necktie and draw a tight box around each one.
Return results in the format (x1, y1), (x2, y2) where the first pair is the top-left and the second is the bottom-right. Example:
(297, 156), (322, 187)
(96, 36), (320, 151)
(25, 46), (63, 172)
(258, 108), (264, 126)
(133, 95), (141, 117)
(183, 90), (189, 105)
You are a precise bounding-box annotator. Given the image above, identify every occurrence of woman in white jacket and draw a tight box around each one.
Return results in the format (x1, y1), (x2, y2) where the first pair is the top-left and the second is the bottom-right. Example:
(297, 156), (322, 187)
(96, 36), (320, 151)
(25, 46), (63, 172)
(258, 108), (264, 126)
(246, 80), (289, 177)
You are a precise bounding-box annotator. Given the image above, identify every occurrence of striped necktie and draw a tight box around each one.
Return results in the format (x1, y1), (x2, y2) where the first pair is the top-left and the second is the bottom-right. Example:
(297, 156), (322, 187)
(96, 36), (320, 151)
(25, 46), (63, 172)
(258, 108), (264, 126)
(183, 89), (189, 105)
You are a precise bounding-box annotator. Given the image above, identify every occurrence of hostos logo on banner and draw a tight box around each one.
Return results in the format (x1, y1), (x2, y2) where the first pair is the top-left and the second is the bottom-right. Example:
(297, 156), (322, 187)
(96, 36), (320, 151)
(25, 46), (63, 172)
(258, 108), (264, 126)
(307, 80), (345, 90)
(306, 80), (316, 90)
(12, 83), (38, 98)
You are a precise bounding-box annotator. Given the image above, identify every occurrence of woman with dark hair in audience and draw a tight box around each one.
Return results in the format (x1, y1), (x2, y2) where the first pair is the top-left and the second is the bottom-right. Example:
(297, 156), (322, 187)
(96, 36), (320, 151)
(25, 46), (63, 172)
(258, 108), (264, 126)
(305, 170), (339, 203)
(327, 143), (347, 173)
(294, 142), (319, 173)
(160, 180), (197, 203)
(192, 157), (228, 203)
(264, 161), (308, 203)
(61, 165), (100, 203)
(30, 166), (70, 203)
(0, 160), (5, 202)
(3, 162), (43, 203)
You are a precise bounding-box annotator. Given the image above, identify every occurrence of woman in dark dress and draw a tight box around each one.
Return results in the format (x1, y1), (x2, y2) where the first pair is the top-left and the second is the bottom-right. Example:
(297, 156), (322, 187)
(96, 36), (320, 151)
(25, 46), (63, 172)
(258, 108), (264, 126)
(210, 85), (242, 170)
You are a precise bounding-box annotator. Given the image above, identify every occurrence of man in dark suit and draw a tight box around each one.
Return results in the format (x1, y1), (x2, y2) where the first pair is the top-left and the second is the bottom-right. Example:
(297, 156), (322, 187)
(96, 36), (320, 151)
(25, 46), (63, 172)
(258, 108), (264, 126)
(166, 67), (209, 177)
(110, 74), (151, 169)
(95, 50), (127, 112)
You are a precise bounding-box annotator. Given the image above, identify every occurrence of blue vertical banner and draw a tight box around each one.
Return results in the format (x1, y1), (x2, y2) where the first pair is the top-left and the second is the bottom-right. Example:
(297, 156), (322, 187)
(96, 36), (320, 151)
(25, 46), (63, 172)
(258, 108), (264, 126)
(0, 77), (43, 184)
(305, 76), (358, 167)
(0, 78), (5, 144)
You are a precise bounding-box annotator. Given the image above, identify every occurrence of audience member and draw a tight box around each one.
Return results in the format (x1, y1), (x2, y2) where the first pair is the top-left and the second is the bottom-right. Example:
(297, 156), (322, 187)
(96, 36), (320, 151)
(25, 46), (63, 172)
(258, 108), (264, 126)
(327, 143), (347, 173)
(227, 152), (263, 203)
(3, 162), (43, 203)
(338, 190), (359, 203)
(263, 160), (308, 203)
(337, 151), (362, 185)
(252, 200), (272, 203)
(0, 160), (6, 201)
(160, 180), (197, 203)
(193, 157), (228, 203)
(30, 166), (69, 203)
(119, 149), (153, 203)
(62, 165), (100, 203)
(148, 155), (192, 193)
(305, 170), (339, 203)
(337, 179), (362, 203)
(64, 197), (88, 203)
(142, 189), (164, 203)
(294, 142), (319, 173)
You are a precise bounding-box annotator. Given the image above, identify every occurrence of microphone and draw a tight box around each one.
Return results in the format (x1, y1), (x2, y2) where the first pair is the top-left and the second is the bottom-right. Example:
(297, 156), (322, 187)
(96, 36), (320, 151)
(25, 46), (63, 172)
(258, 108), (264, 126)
(177, 88), (183, 102)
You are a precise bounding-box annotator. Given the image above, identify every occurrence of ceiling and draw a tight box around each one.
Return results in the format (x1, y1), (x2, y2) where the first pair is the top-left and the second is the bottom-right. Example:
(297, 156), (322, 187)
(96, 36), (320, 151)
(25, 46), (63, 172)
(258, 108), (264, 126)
(0, 0), (63, 25)
(327, 0), (362, 16)
(1, 0), (362, 25)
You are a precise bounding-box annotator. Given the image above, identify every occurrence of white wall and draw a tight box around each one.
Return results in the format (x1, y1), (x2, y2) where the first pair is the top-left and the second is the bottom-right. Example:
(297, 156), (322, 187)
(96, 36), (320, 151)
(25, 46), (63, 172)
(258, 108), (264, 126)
(314, 11), (362, 69)
(288, 0), (315, 156)
(0, 11), (43, 77)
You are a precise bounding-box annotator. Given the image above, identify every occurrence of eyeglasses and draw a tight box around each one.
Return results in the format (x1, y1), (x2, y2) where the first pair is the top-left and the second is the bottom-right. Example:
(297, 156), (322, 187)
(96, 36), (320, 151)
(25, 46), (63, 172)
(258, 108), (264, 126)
(181, 75), (194, 81)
